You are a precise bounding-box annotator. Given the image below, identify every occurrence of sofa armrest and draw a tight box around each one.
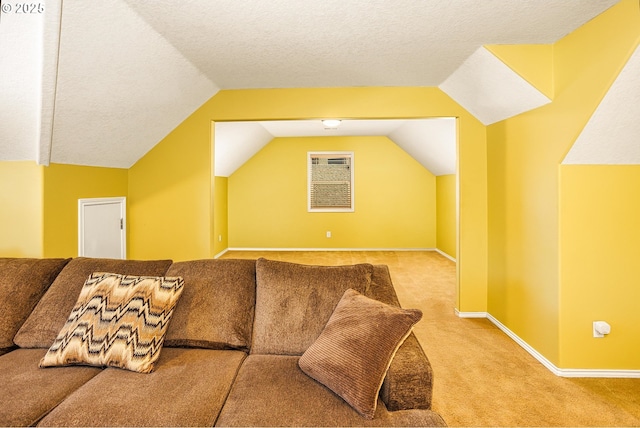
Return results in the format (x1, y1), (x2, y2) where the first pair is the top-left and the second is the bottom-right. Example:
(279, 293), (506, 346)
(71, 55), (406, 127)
(379, 332), (433, 411)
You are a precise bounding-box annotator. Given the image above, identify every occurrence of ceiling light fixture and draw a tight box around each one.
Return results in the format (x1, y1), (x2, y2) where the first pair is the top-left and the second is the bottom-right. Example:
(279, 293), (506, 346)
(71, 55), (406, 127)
(322, 119), (342, 128)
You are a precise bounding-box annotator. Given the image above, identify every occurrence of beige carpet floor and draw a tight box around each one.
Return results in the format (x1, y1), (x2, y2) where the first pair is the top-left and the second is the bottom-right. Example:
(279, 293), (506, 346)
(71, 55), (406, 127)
(221, 250), (640, 427)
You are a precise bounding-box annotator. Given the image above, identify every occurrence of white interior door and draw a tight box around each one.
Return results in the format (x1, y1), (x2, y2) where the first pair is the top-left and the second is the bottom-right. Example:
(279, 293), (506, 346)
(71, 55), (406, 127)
(78, 197), (126, 259)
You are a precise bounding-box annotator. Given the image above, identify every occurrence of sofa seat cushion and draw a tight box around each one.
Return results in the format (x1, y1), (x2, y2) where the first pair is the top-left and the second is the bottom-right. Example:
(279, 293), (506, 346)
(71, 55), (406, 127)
(252, 258), (373, 355)
(38, 348), (246, 427)
(0, 348), (102, 427)
(0, 258), (70, 352)
(215, 355), (446, 427)
(14, 258), (173, 349)
(164, 259), (256, 351)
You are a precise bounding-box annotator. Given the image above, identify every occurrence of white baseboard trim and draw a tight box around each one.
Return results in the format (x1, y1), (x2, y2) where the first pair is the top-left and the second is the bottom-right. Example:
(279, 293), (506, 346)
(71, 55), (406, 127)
(456, 311), (640, 378)
(226, 247), (437, 252)
(553, 368), (640, 378)
(212, 248), (229, 259)
(486, 313), (563, 376)
(454, 309), (487, 318)
(435, 249), (456, 262)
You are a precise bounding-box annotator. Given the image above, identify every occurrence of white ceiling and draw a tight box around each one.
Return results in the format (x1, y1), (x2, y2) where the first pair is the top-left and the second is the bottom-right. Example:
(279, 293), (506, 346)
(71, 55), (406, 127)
(215, 118), (457, 177)
(49, 1), (218, 168)
(0, 0), (622, 170)
(124, 0), (617, 89)
(0, 1), (44, 161)
(563, 44), (640, 165)
(440, 47), (552, 125)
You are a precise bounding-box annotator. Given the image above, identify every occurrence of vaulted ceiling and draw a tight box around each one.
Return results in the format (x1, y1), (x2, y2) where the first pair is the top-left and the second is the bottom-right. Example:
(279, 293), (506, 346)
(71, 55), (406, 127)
(0, 0), (625, 174)
(215, 118), (458, 177)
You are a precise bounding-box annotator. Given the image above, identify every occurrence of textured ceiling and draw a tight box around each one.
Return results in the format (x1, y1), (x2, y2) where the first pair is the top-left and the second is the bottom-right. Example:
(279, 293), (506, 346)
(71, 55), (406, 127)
(49, 1), (218, 168)
(215, 119), (457, 177)
(124, 0), (618, 89)
(0, 2), (44, 161)
(0, 0), (622, 170)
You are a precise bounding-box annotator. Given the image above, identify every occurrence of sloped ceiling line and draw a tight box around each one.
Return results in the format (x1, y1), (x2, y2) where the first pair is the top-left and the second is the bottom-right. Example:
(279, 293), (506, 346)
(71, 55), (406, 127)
(38, 0), (63, 166)
(389, 118), (457, 176)
(563, 43), (640, 165)
(48, 0), (220, 168)
(214, 122), (273, 177)
(439, 46), (552, 125)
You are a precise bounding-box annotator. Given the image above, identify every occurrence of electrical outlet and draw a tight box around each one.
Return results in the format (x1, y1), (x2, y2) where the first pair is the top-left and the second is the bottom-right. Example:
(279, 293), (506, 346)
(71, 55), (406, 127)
(218, 235), (222, 242)
(326, 231), (332, 238)
(593, 321), (611, 338)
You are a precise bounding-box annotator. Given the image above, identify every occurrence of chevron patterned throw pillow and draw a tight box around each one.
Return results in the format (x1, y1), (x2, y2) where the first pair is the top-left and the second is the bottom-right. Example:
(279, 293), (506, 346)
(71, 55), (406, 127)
(40, 272), (184, 373)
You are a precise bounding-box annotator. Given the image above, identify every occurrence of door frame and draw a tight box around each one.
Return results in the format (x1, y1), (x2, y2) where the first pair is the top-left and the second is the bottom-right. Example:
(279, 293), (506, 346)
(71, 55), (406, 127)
(78, 197), (126, 259)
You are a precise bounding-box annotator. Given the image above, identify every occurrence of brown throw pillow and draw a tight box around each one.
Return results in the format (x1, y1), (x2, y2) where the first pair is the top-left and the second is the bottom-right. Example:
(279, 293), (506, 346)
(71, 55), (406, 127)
(252, 258), (373, 355)
(40, 272), (184, 373)
(298, 289), (422, 419)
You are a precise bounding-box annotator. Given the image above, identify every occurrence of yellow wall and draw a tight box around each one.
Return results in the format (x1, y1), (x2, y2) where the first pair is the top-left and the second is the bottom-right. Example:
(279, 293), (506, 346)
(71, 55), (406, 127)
(213, 175), (228, 255)
(559, 166), (640, 369)
(0, 161), (43, 257)
(229, 136), (435, 249)
(42, 164), (128, 258)
(556, 0), (640, 369)
(128, 105), (214, 262)
(436, 174), (456, 259)
(128, 87), (487, 310)
(486, 0), (640, 367)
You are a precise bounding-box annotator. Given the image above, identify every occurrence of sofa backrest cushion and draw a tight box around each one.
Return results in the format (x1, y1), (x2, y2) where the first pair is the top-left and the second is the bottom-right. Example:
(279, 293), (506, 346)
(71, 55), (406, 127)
(251, 258), (373, 355)
(164, 258), (256, 351)
(0, 258), (70, 352)
(13, 257), (173, 349)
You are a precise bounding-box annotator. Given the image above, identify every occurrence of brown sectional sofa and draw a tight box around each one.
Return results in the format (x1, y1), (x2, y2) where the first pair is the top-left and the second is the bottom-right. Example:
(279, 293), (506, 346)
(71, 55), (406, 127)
(0, 256), (446, 427)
